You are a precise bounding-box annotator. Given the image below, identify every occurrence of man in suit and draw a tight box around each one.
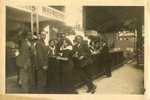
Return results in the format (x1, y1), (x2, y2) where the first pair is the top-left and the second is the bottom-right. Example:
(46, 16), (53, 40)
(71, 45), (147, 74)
(101, 40), (112, 77)
(35, 33), (48, 93)
(16, 32), (35, 93)
(56, 32), (66, 53)
(73, 35), (96, 94)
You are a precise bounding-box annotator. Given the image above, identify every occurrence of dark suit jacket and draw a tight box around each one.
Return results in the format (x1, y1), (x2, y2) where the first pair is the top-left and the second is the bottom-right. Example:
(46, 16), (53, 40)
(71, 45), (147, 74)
(73, 42), (92, 68)
(35, 39), (48, 69)
(101, 44), (110, 61)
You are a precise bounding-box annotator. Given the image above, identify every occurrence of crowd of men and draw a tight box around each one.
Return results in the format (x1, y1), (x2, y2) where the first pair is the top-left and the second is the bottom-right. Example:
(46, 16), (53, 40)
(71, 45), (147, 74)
(15, 31), (111, 94)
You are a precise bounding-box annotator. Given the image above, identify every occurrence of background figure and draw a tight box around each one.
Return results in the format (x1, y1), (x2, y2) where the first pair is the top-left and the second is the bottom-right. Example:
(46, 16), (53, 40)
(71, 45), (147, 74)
(101, 40), (112, 77)
(16, 32), (34, 93)
(35, 33), (48, 93)
(56, 38), (77, 94)
(73, 35), (96, 94)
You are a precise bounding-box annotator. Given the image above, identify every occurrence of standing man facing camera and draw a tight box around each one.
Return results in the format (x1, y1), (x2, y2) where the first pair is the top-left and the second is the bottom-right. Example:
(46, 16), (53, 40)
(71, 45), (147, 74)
(35, 32), (48, 93)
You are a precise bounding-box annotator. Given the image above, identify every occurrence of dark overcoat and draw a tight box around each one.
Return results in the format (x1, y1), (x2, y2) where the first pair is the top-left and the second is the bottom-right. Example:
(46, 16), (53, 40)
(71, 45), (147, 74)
(35, 39), (48, 92)
(16, 39), (34, 92)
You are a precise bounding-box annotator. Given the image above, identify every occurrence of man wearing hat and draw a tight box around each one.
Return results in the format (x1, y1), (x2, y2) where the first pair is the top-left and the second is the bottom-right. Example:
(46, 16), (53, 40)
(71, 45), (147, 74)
(16, 32), (35, 93)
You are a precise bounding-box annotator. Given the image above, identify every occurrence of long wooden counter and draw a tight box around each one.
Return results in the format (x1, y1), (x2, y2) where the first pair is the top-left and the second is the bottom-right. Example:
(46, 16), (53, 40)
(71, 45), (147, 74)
(6, 50), (125, 92)
(72, 51), (125, 88)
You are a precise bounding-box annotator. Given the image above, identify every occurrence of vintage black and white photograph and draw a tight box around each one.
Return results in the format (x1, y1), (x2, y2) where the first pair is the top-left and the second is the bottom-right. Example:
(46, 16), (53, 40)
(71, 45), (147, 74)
(6, 4), (144, 94)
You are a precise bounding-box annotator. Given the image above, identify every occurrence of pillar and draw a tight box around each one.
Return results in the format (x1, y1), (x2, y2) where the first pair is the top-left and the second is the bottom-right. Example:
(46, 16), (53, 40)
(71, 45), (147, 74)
(65, 4), (83, 31)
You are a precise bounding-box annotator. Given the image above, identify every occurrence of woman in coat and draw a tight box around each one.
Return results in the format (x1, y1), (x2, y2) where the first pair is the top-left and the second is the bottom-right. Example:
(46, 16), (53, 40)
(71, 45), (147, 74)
(47, 39), (60, 93)
(56, 38), (77, 94)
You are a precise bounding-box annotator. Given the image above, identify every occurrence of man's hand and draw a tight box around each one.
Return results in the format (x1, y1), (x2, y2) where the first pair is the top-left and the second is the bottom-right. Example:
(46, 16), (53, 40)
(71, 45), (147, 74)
(79, 56), (84, 60)
(42, 65), (48, 70)
(73, 52), (79, 58)
(56, 56), (68, 61)
(56, 56), (61, 60)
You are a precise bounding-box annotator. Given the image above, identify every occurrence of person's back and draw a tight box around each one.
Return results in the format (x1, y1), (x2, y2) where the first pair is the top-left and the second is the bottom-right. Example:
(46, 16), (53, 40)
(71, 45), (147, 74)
(16, 39), (31, 69)
(16, 35), (33, 93)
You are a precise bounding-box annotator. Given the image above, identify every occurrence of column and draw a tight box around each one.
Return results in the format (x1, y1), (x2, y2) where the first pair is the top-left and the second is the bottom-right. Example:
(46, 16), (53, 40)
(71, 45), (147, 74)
(65, 4), (83, 31)
(36, 12), (39, 34)
(31, 12), (34, 33)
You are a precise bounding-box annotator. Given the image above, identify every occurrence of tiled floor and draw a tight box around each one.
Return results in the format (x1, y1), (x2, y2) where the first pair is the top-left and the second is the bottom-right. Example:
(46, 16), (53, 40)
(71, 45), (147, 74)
(6, 61), (144, 94)
(77, 61), (144, 94)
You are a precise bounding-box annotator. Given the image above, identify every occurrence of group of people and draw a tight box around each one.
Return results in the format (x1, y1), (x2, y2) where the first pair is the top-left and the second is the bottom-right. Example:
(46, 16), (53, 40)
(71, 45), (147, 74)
(16, 31), (111, 94)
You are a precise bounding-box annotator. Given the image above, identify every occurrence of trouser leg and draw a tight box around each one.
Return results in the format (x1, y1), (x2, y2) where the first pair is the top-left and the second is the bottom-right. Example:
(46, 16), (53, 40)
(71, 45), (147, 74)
(81, 66), (95, 89)
(104, 61), (111, 77)
(105, 65), (111, 76)
(29, 67), (36, 93)
(19, 69), (30, 93)
(37, 69), (47, 93)
(16, 66), (20, 85)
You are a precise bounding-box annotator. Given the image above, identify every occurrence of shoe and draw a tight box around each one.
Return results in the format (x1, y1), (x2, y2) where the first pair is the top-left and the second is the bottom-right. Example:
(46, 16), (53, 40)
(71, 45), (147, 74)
(106, 75), (112, 78)
(90, 89), (96, 94)
(86, 88), (91, 93)
(90, 85), (96, 94)
(86, 85), (96, 93)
